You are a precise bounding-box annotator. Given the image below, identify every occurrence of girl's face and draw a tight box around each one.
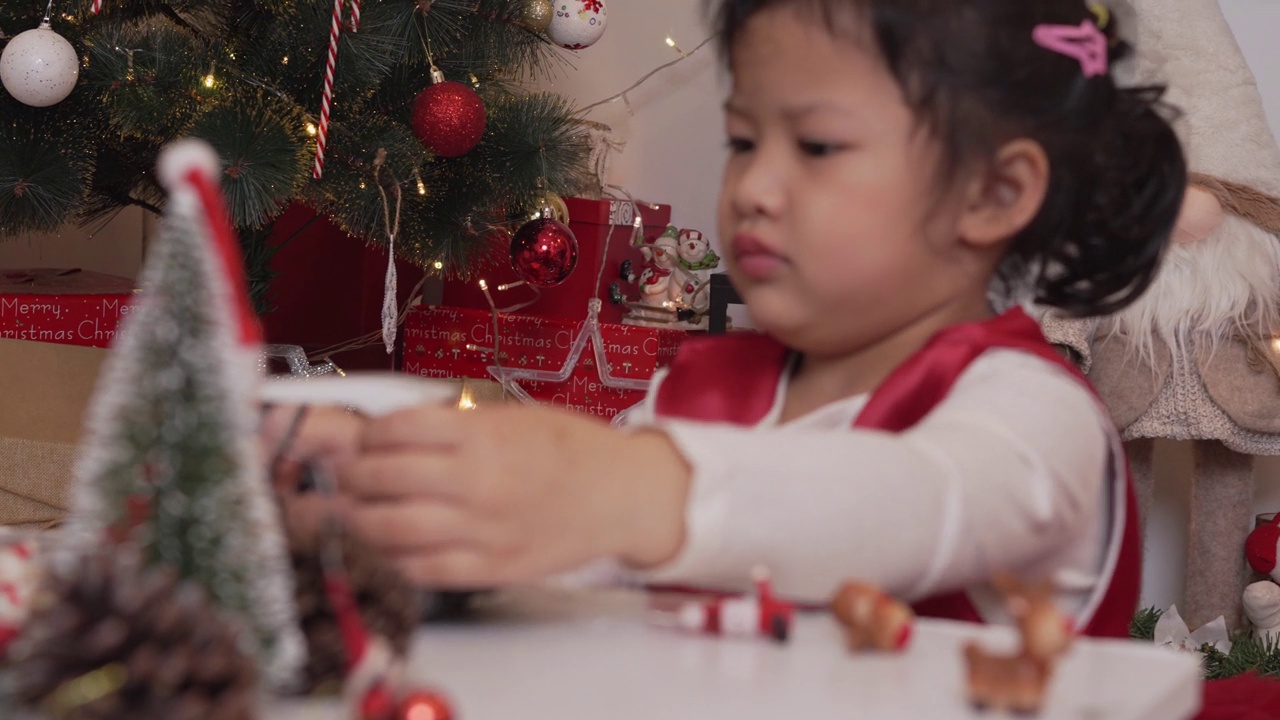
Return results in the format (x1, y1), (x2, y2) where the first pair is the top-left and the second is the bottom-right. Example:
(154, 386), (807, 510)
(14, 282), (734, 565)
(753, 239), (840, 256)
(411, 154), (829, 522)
(718, 5), (978, 357)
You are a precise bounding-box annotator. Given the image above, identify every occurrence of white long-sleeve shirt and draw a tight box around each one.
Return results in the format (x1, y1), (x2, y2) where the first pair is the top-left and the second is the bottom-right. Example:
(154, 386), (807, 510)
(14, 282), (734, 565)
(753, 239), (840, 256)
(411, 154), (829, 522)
(619, 348), (1120, 621)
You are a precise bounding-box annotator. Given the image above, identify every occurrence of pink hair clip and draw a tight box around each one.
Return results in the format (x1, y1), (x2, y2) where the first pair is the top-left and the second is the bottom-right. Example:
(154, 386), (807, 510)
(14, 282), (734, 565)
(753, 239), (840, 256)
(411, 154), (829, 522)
(1032, 20), (1109, 78)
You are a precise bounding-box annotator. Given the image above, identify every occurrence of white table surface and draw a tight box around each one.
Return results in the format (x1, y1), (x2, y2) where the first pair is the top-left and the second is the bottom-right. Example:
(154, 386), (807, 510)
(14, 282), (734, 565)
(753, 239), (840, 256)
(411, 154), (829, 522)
(269, 587), (1202, 720)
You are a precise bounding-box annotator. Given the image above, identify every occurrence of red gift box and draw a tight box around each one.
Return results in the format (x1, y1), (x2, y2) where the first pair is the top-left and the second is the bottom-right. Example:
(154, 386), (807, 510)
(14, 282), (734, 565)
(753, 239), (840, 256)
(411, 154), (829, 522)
(402, 305), (688, 419)
(442, 197), (673, 325)
(260, 205), (427, 372)
(0, 269), (137, 349)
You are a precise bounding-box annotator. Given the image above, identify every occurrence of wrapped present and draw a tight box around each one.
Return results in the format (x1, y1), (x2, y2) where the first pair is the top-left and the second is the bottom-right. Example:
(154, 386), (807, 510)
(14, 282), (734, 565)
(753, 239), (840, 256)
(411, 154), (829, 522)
(260, 205), (427, 371)
(402, 305), (688, 419)
(0, 338), (108, 528)
(442, 197), (673, 325)
(0, 268), (136, 349)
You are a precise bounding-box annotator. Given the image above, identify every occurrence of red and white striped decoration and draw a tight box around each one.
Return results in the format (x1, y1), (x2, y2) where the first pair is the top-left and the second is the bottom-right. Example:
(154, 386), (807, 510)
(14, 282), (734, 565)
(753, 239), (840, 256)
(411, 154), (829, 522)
(91, 0), (103, 13)
(313, 0), (361, 180)
(348, 0), (361, 31)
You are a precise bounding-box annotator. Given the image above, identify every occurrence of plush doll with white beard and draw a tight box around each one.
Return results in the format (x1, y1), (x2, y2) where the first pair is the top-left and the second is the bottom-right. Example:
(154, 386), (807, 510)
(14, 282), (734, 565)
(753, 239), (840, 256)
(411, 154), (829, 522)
(1041, 0), (1280, 631)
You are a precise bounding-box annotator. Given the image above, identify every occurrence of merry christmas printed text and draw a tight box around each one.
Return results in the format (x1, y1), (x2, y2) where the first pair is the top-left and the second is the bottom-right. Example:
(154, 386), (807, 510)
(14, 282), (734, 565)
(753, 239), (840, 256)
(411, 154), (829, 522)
(0, 295), (134, 348)
(402, 305), (687, 419)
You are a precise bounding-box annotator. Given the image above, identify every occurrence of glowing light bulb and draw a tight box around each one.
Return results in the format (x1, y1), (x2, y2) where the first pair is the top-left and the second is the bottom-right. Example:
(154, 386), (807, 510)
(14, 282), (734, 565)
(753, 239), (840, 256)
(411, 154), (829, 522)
(433, 261), (444, 270)
(479, 279), (488, 291)
(306, 123), (318, 136)
(457, 388), (477, 410)
(282, 55), (289, 65)
(202, 74), (216, 88)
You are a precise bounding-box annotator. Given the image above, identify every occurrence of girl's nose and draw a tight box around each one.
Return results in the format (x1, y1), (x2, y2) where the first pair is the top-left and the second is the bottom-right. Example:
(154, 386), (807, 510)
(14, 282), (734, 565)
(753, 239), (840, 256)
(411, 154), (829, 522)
(730, 149), (784, 219)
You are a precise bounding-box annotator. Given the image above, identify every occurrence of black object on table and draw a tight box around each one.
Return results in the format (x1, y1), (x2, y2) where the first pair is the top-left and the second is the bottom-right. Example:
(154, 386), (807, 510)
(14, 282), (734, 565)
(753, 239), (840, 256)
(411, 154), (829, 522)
(707, 273), (744, 335)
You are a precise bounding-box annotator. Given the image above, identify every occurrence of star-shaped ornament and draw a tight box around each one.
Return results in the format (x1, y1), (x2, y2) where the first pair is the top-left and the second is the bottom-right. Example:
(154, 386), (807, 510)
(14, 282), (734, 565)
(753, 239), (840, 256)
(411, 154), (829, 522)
(487, 299), (650, 405)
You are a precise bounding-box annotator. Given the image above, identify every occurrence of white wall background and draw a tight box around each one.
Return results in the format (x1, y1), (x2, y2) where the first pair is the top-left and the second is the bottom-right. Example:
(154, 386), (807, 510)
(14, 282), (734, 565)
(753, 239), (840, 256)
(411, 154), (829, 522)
(2, 0), (1280, 613)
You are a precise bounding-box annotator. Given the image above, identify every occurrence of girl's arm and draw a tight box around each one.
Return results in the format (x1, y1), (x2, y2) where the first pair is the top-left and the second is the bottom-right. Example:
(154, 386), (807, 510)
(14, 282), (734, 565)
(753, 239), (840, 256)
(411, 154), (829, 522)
(626, 350), (1111, 606)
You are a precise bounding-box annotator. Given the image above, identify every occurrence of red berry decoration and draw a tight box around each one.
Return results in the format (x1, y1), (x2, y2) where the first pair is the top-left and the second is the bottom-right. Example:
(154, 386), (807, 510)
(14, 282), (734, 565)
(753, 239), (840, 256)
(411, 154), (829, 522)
(510, 213), (579, 288)
(398, 690), (455, 720)
(360, 684), (398, 720)
(411, 68), (486, 158)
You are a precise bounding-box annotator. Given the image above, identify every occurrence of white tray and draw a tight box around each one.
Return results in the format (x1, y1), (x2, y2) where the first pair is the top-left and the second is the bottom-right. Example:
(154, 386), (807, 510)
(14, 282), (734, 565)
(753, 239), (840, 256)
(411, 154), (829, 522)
(268, 587), (1202, 720)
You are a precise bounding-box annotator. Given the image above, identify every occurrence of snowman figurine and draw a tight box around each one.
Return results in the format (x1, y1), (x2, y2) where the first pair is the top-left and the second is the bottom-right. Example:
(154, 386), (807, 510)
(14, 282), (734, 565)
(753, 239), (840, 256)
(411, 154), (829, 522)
(672, 228), (722, 310)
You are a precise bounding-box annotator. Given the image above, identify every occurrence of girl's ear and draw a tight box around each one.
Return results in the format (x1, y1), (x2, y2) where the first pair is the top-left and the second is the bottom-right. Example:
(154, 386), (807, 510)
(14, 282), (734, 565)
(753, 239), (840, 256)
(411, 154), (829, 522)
(955, 138), (1050, 250)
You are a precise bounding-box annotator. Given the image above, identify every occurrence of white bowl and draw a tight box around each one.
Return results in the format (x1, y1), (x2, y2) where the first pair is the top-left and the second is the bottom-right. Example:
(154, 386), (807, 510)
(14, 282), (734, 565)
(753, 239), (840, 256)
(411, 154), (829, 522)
(260, 372), (459, 417)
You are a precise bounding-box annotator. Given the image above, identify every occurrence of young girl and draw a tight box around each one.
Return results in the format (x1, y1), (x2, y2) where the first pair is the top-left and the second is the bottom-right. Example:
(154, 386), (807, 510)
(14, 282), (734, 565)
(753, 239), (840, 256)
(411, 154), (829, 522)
(274, 0), (1185, 638)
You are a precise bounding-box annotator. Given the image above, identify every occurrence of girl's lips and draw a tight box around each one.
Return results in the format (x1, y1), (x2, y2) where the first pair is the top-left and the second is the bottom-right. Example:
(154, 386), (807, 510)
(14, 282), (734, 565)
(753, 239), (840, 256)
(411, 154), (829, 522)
(731, 234), (786, 281)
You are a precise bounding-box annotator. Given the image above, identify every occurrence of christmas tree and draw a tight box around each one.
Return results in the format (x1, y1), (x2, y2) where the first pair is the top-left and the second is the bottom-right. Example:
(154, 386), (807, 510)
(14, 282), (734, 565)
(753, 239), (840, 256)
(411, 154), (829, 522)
(0, 0), (597, 308)
(56, 139), (305, 690)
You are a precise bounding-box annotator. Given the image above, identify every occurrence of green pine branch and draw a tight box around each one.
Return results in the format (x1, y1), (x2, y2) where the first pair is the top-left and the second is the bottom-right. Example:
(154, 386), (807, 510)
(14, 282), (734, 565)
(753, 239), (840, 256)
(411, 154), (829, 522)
(1, 0), (597, 297)
(1130, 606), (1162, 640)
(1129, 606), (1280, 680)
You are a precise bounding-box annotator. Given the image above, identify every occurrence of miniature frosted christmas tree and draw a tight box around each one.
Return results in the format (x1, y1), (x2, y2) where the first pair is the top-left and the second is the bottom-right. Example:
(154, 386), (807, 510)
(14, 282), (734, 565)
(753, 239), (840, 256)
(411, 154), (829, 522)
(55, 139), (305, 690)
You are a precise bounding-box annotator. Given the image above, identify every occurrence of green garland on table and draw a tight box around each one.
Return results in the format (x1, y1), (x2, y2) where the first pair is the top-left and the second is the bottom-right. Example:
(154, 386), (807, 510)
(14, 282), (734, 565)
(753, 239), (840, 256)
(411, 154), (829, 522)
(1130, 607), (1280, 680)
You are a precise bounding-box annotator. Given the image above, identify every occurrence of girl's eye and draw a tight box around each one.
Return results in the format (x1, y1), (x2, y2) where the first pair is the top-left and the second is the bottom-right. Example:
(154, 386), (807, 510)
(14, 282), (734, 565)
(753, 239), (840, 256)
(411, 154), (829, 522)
(799, 141), (843, 157)
(727, 137), (755, 153)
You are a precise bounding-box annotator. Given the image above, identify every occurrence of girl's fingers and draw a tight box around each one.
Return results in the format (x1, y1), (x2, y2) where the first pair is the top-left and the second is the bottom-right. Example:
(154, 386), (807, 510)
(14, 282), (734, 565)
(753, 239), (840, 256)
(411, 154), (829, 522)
(342, 499), (477, 553)
(265, 406), (366, 488)
(392, 548), (498, 589)
(361, 405), (471, 452)
(279, 492), (340, 554)
(340, 452), (466, 502)
(289, 406), (366, 458)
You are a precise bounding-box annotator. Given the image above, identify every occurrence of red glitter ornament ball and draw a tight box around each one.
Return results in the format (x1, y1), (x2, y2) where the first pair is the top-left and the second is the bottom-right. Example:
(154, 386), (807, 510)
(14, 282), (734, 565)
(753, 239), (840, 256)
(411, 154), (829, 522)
(398, 690), (455, 720)
(411, 81), (486, 158)
(510, 216), (579, 288)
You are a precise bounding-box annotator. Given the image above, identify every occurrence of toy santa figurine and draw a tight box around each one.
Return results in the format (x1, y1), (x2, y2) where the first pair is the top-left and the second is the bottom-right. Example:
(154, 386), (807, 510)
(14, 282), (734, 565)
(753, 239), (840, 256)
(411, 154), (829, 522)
(652, 566), (795, 643)
(1040, 0), (1280, 630)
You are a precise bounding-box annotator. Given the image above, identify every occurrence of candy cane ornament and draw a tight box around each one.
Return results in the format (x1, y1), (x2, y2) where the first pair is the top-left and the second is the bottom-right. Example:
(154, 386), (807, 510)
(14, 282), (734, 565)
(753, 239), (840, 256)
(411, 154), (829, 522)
(91, 0), (103, 12)
(313, 0), (361, 180)
(348, 0), (361, 31)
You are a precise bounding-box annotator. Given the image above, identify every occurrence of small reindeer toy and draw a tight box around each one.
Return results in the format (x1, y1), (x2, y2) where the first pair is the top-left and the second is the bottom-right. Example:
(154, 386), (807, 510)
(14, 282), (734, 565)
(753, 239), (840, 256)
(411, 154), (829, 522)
(830, 581), (915, 651)
(963, 575), (1075, 714)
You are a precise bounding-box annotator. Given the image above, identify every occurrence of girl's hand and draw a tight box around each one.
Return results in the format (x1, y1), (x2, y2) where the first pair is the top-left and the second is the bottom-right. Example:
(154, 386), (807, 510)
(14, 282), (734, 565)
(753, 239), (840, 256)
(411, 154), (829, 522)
(340, 404), (691, 587)
(261, 405), (366, 552)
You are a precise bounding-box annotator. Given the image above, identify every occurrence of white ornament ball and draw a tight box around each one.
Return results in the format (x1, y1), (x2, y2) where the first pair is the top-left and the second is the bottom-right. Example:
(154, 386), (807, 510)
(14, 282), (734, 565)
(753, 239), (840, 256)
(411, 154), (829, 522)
(0, 22), (80, 108)
(547, 0), (607, 50)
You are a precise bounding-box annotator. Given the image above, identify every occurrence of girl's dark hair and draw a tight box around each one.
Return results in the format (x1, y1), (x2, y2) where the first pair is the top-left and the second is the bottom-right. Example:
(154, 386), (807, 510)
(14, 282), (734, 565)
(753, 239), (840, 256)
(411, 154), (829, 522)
(712, 0), (1187, 317)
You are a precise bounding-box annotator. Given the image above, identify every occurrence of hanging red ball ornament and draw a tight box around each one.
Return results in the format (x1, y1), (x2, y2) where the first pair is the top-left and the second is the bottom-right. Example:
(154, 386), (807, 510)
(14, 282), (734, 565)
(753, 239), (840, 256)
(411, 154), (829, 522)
(411, 67), (486, 158)
(397, 690), (455, 720)
(510, 211), (579, 288)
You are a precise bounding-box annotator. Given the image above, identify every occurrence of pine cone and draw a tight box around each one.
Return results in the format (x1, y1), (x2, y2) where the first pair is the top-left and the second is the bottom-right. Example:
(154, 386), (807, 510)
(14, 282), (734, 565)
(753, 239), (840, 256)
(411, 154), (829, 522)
(291, 534), (422, 693)
(7, 549), (257, 720)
